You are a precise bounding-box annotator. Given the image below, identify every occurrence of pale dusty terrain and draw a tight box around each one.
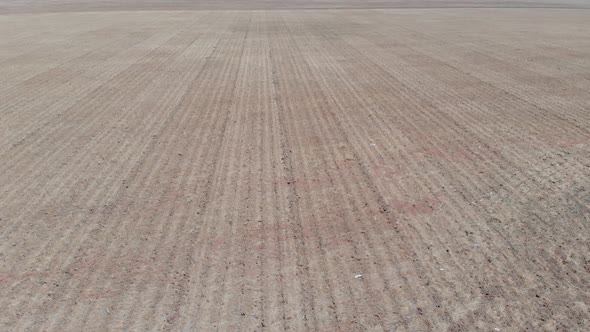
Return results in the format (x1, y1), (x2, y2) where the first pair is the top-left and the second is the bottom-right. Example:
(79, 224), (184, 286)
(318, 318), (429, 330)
(1, 0), (590, 13)
(1, 3), (590, 331)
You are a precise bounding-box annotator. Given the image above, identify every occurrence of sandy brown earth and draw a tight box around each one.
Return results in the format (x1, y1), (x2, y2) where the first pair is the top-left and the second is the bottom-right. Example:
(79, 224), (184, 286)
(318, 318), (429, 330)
(1, 0), (590, 13)
(1, 2), (590, 331)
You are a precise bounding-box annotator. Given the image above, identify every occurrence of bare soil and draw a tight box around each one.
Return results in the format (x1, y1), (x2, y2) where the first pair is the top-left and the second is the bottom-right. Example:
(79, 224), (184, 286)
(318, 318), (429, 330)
(1, 0), (590, 13)
(1, 2), (589, 331)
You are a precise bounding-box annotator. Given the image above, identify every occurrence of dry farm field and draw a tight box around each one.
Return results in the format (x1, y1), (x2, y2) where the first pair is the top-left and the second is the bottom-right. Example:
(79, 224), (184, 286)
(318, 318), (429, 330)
(1, 0), (590, 330)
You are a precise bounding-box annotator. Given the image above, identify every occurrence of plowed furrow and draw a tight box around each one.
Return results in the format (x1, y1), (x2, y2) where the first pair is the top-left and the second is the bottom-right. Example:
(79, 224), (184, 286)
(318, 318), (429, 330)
(0, 18), (213, 214)
(2, 8), (589, 332)
(0, 13), (230, 330)
(285, 11), (588, 328)
(0, 32), (158, 148)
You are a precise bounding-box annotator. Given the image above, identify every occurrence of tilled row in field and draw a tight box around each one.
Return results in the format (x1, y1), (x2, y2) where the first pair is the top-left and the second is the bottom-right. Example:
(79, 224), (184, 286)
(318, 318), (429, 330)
(2, 0), (590, 13)
(1, 8), (589, 331)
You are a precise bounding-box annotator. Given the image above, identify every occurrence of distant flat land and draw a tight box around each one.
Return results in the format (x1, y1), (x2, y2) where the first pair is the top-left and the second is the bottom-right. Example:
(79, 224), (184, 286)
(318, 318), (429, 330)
(1, 1), (589, 331)
(1, 0), (590, 12)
